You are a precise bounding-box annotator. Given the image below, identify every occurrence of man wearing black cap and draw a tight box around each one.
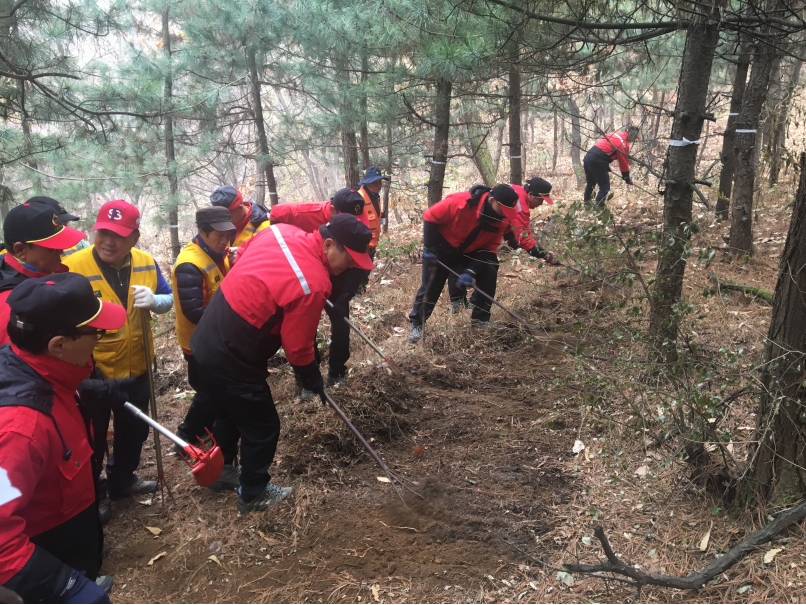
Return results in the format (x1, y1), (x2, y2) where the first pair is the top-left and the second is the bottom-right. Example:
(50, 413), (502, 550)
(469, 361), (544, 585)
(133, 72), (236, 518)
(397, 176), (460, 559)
(210, 185), (269, 248)
(190, 214), (374, 513)
(0, 202), (86, 345)
(408, 184), (520, 343)
(0, 272), (127, 604)
(26, 196), (91, 258)
(269, 188), (370, 392)
(172, 207), (239, 490)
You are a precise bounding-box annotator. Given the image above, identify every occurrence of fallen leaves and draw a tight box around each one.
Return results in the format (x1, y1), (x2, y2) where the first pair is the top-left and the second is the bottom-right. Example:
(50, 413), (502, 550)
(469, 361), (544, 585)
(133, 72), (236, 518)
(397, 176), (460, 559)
(147, 551), (167, 566)
(376, 476), (391, 483)
(699, 521), (713, 552)
(635, 465), (649, 478)
(412, 445), (425, 458)
(145, 526), (162, 536)
(556, 571), (574, 586)
(572, 440), (585, 454)
(208, 554), (222, 566)
(763, 548), (783, 564)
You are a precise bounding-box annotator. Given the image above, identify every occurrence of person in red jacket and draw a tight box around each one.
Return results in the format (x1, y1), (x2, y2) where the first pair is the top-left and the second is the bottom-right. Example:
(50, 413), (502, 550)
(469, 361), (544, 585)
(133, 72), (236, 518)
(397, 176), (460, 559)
(407, 184), (519, 343)
(0, 272), (126, 603)
(190, 214), (373, 513)
(583, 126), (639, 206)
(448, 178), (557, 313)
(270, 188), (369, 391)
(0, 201), (86, 345)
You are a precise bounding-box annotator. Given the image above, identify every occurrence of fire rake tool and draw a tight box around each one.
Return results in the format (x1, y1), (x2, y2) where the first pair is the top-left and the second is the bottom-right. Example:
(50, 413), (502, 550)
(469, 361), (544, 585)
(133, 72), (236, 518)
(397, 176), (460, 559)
(123, 402), (224, 487)
(325, 299), (402, 372)
(323, 391), (422, 504)
(140, 309), (170, 501)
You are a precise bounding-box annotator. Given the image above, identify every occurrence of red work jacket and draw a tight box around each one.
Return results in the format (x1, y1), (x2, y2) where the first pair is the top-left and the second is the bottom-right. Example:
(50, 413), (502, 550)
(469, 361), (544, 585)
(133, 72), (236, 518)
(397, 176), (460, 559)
(509, 184), (537, 251)
(423, 190), (514, 254)
(593, 131), (631, 173)
(270, 201), (333, 233)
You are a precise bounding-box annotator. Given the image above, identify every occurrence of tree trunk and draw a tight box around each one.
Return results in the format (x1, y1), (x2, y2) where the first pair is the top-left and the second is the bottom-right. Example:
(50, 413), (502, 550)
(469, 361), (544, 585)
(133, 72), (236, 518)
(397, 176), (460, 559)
(768, 60), (801, 186)
(461, 99), (496, 186)
(648, 0), (725, 364)
(0, 167), (13, 220)
(552, 108), (559, 175)
(359, 52), (370, 169)
(342, 129), (360, 188)
(246, 47), (278, 207)
(508, 51), (522, 184)
(567, 96), (584, 186)
(427, 77), (452, 206)
(729, 40), (777, 255)
(716, 47), (751, 220)
(383, 119), (392, 233)
(162, 7), (181, 261)
(742, 152), (806, 506)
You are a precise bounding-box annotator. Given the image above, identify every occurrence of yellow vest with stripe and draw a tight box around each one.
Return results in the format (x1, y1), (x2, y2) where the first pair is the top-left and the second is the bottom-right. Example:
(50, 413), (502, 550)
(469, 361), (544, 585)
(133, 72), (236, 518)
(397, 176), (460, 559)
(64, 247), (157, 379)
(232, 217), (270, 248)
(172, 241), (228, 352)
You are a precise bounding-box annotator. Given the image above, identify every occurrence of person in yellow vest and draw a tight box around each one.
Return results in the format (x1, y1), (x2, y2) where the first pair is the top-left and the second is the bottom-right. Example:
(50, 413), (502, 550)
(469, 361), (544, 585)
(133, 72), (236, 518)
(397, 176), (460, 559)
(210, 185), (269, 249)
(64, 200), (174, 505)
(172, 207), (240, 491)
(356, 167), (389, 292)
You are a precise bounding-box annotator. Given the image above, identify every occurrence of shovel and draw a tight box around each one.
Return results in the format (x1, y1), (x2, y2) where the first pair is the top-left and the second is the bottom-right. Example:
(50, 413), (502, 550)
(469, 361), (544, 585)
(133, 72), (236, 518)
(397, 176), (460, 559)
(123, 402), (225, 487)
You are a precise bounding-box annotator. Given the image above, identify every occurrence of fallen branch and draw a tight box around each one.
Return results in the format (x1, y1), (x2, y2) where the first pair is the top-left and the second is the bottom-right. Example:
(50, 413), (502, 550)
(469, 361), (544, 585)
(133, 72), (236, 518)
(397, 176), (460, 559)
(564, 500), (806, 590)
(709, 273), (773, 305)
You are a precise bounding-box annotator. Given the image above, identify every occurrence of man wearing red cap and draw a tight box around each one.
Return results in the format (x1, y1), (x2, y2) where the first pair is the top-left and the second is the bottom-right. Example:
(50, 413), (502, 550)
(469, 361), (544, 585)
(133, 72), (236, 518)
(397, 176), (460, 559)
(270, 188), (370, 391)
(210, 185), (270, 248)
(408, 184), (520, 343)
(0, 201), (86, 345)
(190, 214), (374, 513)
(64, 200), (174, 503)
(0, 272), (127, 604)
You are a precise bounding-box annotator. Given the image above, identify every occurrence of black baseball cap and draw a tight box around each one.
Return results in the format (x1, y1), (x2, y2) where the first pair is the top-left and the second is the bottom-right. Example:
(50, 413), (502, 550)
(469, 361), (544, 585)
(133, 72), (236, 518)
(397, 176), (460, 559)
(196, 207), (236, 232)
(7, 272), (126, 334)
(3, 203), (86, 250)
(325, 214), (374, 270)
(330, 188), (365, 216)
(27, 196), (81, 222)
(489, 184), (520, 221)
(523, 178), (555, 205)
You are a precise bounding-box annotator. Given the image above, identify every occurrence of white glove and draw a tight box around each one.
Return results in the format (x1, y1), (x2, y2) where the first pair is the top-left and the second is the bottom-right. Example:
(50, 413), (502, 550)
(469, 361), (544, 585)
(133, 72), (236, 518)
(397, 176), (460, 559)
(131, 285), (156, 310)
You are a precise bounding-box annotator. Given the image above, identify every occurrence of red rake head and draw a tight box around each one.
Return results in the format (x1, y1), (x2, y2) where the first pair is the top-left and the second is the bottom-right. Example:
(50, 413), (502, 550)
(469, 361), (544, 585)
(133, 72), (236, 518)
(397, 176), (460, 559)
(180, 441), (225, 488)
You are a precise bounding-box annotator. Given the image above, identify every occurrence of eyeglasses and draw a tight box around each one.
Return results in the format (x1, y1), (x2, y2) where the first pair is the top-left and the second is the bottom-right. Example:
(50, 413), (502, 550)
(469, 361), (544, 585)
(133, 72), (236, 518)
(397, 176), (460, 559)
(69, 329), (107, 340)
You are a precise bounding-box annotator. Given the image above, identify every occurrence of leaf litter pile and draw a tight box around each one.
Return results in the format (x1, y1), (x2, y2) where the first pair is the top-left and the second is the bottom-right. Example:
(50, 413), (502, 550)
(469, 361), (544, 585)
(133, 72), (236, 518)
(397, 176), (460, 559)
(102, 184), (806, 604)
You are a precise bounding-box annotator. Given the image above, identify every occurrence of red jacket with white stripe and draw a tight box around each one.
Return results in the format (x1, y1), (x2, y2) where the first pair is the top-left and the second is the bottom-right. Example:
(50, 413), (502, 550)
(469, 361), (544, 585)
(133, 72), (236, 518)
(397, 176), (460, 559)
(593, 131), (631, 173)
(190, 224), (332, 382)
(423, 187), (514, 255)
(509, 184), (537, 251)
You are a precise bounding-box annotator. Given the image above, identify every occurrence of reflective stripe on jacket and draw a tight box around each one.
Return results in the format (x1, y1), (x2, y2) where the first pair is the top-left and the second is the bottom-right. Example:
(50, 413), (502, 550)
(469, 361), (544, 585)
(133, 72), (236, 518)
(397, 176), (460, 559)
(172, 241), (228, 352)
(64, 247), (157, 379)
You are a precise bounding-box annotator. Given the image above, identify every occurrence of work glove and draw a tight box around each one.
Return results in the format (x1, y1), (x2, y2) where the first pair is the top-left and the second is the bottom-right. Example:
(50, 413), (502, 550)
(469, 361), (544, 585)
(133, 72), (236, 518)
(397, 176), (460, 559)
(131, 285), (156, 310)
(456, 270), (475, 288)
(422, 248), (437, 263)
(226, 246), (239, 266)
(306, 374), (327, 406)
(60, 571), (111, 604)
(621, 171), (633, 186)
(529, 245), (557, 265)
(78, 376), (137, 413)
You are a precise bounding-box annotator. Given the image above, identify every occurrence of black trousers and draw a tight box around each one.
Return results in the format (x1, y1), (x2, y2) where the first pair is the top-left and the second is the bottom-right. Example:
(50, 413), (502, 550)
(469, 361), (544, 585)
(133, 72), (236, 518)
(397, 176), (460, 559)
(88, 372), (150, 492)
(193, 366), (281, 501)
(583, 149), (611, 203)
(408, 249), (499, 325)
(177, 354), (240, 465)
(326, 267), (369, 378)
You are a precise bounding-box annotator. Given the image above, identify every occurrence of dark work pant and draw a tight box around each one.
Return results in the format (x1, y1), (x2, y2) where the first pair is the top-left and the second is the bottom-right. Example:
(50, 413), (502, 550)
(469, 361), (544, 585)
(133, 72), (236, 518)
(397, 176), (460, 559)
(194, 367), (281, 502)
(326, 267), (369, 378)
(105, 372), (150, 492)
(355, 246), (376, 293)
(408, 250), (499, 325)
(583, 151), (611, 203)
(178, 354), (240, 465)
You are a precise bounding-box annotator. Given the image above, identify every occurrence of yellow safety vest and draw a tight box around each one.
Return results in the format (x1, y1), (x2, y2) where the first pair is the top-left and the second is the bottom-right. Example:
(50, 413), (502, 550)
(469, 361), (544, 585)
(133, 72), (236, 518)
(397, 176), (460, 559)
(232, 217), (270, 248)
(64, 247), (158, 379)
(172, 241), (228, 352)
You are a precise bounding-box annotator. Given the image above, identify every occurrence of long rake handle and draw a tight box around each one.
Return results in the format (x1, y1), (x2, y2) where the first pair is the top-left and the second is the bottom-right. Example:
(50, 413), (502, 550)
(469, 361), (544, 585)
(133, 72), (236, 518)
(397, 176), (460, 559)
(140, 310), (166, 481)
(123, 402), (189, 449)
(434, 259), (536, 334)
(325, 300), (401, 370)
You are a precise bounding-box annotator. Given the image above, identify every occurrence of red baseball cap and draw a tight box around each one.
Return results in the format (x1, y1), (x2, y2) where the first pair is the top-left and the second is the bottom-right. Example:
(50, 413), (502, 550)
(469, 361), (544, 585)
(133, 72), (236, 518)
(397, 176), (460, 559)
(93, 200), (141, 237)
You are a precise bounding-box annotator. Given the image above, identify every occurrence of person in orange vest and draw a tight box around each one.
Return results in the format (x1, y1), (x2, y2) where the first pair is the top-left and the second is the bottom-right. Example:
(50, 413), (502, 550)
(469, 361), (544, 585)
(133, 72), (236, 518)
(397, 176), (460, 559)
(210, 185), (270, 248)
(172, 207), (239, 491)
(64, 200), (174, 513)
(355, 166), (389, 291)
(583, 126), (639, 206)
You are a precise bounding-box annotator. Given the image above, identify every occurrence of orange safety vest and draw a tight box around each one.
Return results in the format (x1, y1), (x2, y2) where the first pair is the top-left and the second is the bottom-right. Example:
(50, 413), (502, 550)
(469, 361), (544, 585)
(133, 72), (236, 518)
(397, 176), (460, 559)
(171, 241), (229, 352)
(64, 247), (158, 379)
(358, 187), (381, 249)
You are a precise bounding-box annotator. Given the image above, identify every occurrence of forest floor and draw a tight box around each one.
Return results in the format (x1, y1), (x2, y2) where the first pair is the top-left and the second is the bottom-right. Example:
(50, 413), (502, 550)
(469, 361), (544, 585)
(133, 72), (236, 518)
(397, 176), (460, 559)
(103, 179), (806, 604)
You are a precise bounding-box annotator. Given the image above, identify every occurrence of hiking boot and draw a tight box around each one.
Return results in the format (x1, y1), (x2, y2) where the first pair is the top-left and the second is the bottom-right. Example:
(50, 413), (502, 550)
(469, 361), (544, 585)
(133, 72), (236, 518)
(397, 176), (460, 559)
(209, 464), (240, 491)
(110, 478), (158, 499)
(237, 483), (295, 514)
(96, 575), (114, 594)
(98, 497), (112, 525)
(326, 373), (344, 388)
(300, 388), (316, 401)
(450, 299), (469, 314)
(470, 319), (498, 329)
(408, 324), (423, 343)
